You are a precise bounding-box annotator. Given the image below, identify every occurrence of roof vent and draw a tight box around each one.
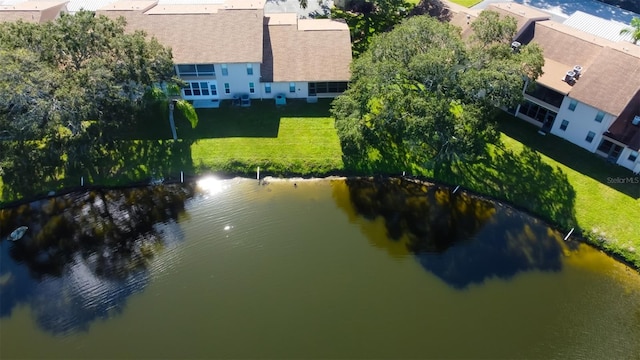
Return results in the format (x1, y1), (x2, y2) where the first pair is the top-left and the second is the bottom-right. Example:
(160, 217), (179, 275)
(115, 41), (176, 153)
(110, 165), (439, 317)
(511, 41), (521, 52)
(564, 70), (576, 84)
(633, 115), (640, 126)
(573, 65), (582, 79)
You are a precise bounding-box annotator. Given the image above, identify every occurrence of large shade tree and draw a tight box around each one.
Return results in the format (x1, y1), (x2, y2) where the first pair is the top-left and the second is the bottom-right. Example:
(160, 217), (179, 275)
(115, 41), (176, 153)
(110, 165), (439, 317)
(0, 10), (176, 140)
(331, 12), (544, 173)
(331, 0), (414, 56)
(0, 11), (184, 200)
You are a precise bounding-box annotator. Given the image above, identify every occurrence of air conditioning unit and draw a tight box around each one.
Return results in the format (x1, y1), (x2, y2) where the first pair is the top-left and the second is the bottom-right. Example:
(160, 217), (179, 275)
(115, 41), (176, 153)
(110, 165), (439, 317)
(564, 70), (576, 84)
(633, 115), (640, 126)
(573, 65), (583, 79)
(511, 41), (521, 52)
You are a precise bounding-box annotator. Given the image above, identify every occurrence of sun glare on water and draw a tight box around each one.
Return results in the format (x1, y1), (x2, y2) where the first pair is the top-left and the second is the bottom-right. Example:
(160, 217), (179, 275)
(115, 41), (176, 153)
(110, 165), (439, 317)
(196, 176), (227, 196)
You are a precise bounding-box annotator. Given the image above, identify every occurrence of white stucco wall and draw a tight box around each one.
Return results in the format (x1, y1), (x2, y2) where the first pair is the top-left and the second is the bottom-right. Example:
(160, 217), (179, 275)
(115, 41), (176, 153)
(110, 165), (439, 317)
(214, 62), (262, 99)
(264, 81), (308, 99)
(551, 97), (614, 152)
(617, 147), (640, 171)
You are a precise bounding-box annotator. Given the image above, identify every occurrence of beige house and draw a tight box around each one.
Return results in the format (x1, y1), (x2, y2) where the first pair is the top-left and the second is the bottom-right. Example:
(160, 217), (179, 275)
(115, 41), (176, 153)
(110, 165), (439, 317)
(0, 0), (68, 22)
(94, 0), (352, 107)
(0, 0), (352, 107)
(452, 2), (640, 173)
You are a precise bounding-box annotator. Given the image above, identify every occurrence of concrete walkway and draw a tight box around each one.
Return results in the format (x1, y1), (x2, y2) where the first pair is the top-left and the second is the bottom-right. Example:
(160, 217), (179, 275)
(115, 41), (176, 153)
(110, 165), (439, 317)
(471, 0), (638, 23)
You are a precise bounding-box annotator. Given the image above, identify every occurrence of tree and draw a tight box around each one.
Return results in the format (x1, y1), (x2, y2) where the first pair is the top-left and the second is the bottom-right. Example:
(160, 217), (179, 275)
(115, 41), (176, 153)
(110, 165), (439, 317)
(331, 13), (544, 173)
(408, 0), (451, 21)
(620, 17), (640, 44)
(0, 11), (176, 140)
(0, 11), (180, 196)
(331, 0), (414, 56)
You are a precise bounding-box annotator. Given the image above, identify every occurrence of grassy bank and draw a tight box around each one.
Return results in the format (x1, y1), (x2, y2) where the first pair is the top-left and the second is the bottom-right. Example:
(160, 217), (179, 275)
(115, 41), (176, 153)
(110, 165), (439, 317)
(494, 114), (640, 268)
(448, 0), (482, 7)
(1, 100), (638, 269)
(424, 112), (639, 269)
(183, 99), (343, 176)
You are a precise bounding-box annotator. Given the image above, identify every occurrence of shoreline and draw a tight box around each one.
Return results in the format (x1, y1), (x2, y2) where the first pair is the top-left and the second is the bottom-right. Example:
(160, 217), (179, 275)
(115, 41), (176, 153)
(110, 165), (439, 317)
(2, 171), (638, 273)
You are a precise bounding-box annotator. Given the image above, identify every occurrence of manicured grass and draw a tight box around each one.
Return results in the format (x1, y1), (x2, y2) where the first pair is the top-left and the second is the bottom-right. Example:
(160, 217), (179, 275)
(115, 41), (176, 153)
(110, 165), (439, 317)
(1, 99), (638, 269)
(179, 99), (343, 176)
(190, 117), (344, 176)
(494, 113), (640, 267)
(448, 0), (482, 8)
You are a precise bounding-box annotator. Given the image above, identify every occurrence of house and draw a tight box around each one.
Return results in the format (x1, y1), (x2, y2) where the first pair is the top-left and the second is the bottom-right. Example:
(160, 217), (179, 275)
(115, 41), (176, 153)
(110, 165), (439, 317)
(0, 0), (352, 105)
(0, 0), (68, 23)
(94, 0), (352, 105)
(465, 3), (640, 173)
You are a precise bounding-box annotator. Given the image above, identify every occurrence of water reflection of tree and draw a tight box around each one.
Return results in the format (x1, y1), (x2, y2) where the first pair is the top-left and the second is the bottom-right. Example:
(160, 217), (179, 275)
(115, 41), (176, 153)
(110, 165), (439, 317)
(338, 177), (566, 288)
(0, 184), (193, 333)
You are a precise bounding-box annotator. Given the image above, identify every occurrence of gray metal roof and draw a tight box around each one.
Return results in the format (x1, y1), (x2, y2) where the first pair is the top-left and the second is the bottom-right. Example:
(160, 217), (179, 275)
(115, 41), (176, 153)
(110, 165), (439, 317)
(67, 0), (117, 12)
(563, 10), (635, 43)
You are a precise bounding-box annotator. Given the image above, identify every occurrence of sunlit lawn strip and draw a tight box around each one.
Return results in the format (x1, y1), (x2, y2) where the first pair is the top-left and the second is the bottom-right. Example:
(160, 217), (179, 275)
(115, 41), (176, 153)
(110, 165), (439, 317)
(448, 0), (482, 7)
(190, 117), (344, 175)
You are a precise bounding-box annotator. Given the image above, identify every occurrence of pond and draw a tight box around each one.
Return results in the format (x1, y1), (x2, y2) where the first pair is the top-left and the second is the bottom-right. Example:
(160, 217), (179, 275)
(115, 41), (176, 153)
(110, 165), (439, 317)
(1, 177), (639, 359)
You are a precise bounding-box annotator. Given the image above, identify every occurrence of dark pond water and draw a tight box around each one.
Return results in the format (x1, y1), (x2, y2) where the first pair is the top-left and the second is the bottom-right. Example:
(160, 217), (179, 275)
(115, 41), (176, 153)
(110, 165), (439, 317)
(1, 177), (639, 359)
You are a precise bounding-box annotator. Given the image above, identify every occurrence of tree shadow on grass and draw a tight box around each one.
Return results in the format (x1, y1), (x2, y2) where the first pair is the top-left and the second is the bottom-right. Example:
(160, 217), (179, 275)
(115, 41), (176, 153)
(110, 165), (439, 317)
(337, 177), (568, 289)
(176, 99), (333, 140)
(1, 138), (195, 204)
(497, 113), (639, 199)
(437, 145), (578, 230)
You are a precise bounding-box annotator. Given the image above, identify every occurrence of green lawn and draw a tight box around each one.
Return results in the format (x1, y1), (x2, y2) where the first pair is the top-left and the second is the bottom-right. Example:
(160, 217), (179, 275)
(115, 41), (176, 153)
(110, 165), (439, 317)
(494, 113), (640, 267)
(1, 98), (638, 268)
(448, 0), (482, 8)
(407, 0), (482, 8)
(185, 99), (344, 176)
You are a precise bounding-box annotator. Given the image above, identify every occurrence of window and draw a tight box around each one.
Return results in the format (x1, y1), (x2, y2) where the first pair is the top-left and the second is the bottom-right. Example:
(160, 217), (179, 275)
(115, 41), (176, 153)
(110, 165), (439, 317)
(196, 64), (215, 76)
(246, 63), (253, 75)
(177, 64), (215, 77)
(594, 111), (605, 123)
(210, 83), (217, 96)
(585, 131), (595, 143)
(560, 120), (569, 131)
(629, 150), (639, 162)
(183, 82), (212, 96)
(200, 82), (209, 96)
(183, 84), (192, 96)
(289, 82), (296, 93)
(265, 83), (271, 94)
(221, 64), (228, 76)
(224, 83), (230, 94)
(568, 99), (578, 111)
(177, 64), (197, 76)
(308, 82), (348, 96)
(249, 82), (255, 94)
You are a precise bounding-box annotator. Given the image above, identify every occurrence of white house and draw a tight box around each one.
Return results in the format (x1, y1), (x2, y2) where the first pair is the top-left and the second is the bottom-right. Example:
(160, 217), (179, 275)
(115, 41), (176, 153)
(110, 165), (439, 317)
(94, 0), (352, 106)
(471, 3), (640, 173)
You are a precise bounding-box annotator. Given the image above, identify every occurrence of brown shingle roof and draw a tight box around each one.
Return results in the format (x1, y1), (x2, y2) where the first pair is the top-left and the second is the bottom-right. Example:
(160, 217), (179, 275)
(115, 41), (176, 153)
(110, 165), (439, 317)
(569, 47), (640, 116)
(97, 0), (264, 64)
(0, 0), (68, 23)
(605, 90), (640, 150)
(530, 20), (608, 68)
(261, 15), (351, 82)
